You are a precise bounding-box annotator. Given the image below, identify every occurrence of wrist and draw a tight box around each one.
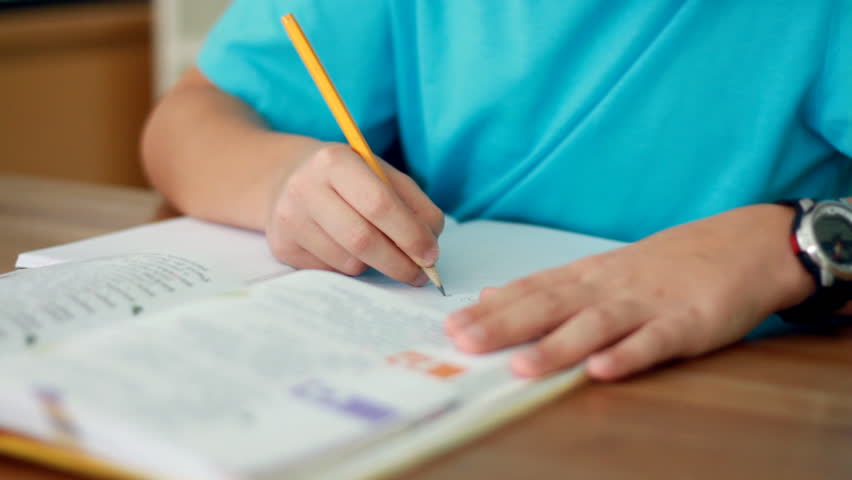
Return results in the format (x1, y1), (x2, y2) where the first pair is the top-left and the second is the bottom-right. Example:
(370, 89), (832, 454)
(743, 204), (816, 315)
(773, 198), (852, 321)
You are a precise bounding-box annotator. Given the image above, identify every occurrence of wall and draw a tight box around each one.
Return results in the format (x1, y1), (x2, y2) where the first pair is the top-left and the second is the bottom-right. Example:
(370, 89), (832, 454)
(0, 2), (153, 187)
(153, 0), (231, 93)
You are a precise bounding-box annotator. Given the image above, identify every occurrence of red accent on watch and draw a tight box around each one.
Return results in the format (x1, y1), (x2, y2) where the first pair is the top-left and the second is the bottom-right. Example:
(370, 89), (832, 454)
(789, 234), (801, 254)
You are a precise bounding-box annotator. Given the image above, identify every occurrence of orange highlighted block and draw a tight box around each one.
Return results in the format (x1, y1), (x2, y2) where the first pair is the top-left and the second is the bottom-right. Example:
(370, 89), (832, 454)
(387, 351), (466, 379)
(427, 363), (466, 379)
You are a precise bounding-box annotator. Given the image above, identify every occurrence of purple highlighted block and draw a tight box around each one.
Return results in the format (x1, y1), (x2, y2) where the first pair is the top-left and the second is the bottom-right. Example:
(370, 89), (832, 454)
(289, 379), (397, 424)
(339, 395), (396, 423)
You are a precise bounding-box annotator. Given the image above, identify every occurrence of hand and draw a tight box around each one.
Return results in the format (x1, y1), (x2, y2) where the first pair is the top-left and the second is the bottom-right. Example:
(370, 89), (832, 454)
(265, 142), (444, 285)
(444, 205), (814, 381)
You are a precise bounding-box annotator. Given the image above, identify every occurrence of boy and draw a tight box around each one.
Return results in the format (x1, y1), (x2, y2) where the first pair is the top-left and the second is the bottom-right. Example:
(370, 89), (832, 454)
(143, 1), (852, 380)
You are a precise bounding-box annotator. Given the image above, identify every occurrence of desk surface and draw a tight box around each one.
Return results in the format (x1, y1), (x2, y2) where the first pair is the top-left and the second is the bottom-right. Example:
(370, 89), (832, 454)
(1, 174), (851, 480)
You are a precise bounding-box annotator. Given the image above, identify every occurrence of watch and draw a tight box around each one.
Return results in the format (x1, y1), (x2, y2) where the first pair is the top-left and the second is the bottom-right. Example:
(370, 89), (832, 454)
(776, 198), (852, 322)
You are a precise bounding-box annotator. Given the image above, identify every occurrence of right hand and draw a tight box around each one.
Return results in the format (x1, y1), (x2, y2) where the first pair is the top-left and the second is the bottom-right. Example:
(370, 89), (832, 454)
(265, 142), (445, 285)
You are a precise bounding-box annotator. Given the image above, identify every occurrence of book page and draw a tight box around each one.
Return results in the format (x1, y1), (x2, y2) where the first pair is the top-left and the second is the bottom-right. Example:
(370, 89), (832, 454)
(15, 217), (293, 283)
(14, 215), (623, 311)
(0, 253), (241, 355)
(287, 366), (587, 480)
(0, 271), (461, 478)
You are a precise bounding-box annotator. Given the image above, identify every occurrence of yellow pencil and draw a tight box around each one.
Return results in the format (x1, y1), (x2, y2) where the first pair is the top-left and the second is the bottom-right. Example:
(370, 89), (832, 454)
(281, 13), (445, 295)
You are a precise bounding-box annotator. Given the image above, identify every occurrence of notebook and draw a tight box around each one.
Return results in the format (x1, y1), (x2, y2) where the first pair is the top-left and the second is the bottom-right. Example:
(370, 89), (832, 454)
(2, 216), (623, 479)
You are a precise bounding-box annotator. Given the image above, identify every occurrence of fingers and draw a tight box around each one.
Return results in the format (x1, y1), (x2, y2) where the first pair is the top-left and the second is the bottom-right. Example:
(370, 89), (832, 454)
(290, 219), (368, 276)
(444, 269), (683, 381)
(511, 301), (646, 377)
(266, 238), (335, 272)
(329, 157), (440, 267)
(267, 143), (441, 285)
(479, 287), (498, 300)
(446, 282), (595, 354)
(452, 268), (571, 322)
(587, 319), (685, 381)
(266, 189), (367, 275)
(309, 186), (428, 285)
(384, 163), (445, 236)
(448, 280), (693, 381)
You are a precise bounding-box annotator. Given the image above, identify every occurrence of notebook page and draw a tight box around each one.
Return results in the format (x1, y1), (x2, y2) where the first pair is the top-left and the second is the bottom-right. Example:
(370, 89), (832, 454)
(15, 217), (293, 284)
(360, 219), (625, 312)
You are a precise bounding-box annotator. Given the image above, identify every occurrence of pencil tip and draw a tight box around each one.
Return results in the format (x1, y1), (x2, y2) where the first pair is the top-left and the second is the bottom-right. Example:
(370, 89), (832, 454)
(438, 285), (446, 296)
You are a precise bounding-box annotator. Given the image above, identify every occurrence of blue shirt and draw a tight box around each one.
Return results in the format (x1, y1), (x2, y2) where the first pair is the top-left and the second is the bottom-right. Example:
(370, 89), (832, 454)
(199, 0), (852, 242)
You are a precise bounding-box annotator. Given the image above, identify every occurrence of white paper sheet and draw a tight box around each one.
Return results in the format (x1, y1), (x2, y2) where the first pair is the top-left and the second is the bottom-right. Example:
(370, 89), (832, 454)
(15, 217), (293, 284)
(0, 271), (460, 477)
(360, 219), (625, 312)
(0, 253), (241, 355)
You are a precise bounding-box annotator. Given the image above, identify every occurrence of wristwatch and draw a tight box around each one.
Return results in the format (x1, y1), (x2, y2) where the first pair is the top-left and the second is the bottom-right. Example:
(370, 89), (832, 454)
(776, 198), (852, 322)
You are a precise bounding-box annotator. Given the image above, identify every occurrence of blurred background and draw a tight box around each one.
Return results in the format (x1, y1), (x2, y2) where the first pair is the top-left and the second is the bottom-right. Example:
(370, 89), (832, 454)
(0, 0), (230, 187)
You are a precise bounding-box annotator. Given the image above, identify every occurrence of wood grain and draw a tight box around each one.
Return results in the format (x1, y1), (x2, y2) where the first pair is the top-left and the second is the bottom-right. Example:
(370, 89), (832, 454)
(1, 175), (850, 480)
(0, 175), (162, 270)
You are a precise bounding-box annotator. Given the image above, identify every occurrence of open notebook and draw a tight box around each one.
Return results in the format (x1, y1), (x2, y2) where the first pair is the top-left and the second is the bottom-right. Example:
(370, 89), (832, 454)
(3, 217), (623, 479)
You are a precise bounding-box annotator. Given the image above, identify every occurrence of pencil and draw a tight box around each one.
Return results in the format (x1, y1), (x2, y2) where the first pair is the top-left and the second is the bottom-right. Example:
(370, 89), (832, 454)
(281, 13), (445, 296)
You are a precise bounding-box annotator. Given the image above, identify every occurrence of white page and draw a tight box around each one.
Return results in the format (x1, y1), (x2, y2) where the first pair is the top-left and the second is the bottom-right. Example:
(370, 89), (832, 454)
(15, 217), (293, 283)
(288, 366), (587, 480)
(0, 253), (241, 355)
(361, 219), (625, 312)
(0, 271), (459, 478)
(14, 216), (624, 311)
(0, 386), (230, 480)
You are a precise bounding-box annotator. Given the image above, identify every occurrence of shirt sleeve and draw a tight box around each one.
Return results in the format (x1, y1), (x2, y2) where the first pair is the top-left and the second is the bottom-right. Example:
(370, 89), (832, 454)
(197, 0), (397, 155)
(804, 1), (852, 158)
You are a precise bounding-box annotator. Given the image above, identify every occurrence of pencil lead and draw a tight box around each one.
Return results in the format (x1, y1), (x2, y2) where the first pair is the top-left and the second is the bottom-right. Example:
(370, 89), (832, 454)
(438, 285), (446, 296)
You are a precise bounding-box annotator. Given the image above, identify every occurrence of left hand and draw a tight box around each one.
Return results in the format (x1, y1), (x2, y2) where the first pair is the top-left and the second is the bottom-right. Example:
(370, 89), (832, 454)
(444, 204), (814, 381)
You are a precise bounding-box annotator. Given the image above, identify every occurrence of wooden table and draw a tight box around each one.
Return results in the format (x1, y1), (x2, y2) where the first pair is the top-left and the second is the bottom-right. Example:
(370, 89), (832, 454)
(1, 174), (851, 480)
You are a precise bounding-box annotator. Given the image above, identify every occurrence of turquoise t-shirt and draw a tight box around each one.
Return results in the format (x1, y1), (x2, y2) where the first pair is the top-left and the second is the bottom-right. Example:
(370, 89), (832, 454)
(198, 0), (852, 242)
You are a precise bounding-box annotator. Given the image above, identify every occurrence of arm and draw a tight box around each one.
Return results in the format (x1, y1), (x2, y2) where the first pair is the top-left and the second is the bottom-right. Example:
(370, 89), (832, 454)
(445, 200), (851, 381)
(142, 67), (320, 231)
(142, 68), (444, 285)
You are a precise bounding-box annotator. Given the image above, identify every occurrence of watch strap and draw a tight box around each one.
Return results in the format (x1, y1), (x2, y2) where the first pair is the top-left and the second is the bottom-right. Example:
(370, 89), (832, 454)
(775, 199), (852, 323)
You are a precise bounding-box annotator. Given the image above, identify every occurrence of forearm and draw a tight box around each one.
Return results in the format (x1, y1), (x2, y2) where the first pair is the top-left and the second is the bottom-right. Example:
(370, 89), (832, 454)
(141, 68), (324, 231)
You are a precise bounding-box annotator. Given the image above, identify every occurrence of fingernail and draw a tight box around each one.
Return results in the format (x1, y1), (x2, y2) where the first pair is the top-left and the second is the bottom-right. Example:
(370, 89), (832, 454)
(421, 247), (439, 266)
(514, 348), (542, 371)
(342, 257), (362, 274)
(453, 323), (487, 352)
(587, 354), (613, 378)
(480, 287), (497, 299)
(445, 311), (473, 334)
(460, 323), (486, 343)
(412, 272), (429, 287)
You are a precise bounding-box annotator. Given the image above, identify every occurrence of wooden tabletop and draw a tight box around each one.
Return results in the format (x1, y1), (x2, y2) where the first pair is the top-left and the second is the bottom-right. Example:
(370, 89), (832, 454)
(1, 174), (850, 480)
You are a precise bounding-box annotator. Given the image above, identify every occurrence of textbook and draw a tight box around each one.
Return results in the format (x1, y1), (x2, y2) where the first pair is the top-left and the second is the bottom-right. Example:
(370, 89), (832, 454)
(2, 217), (624, 480)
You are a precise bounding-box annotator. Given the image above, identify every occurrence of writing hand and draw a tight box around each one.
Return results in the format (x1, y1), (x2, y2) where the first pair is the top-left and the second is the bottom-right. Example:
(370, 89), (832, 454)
(265, 143), (444, 285)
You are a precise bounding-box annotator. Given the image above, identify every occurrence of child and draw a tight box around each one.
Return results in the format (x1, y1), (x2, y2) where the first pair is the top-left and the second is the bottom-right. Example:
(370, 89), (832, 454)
(142, 1), (852, 380)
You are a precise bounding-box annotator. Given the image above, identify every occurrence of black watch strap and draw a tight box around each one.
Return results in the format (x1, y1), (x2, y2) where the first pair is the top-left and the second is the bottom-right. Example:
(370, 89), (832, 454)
(775, 199), (852, 323)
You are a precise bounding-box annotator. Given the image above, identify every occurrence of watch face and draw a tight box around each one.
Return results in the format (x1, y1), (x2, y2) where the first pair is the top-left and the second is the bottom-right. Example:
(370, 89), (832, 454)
(814, 213), (852, 264)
